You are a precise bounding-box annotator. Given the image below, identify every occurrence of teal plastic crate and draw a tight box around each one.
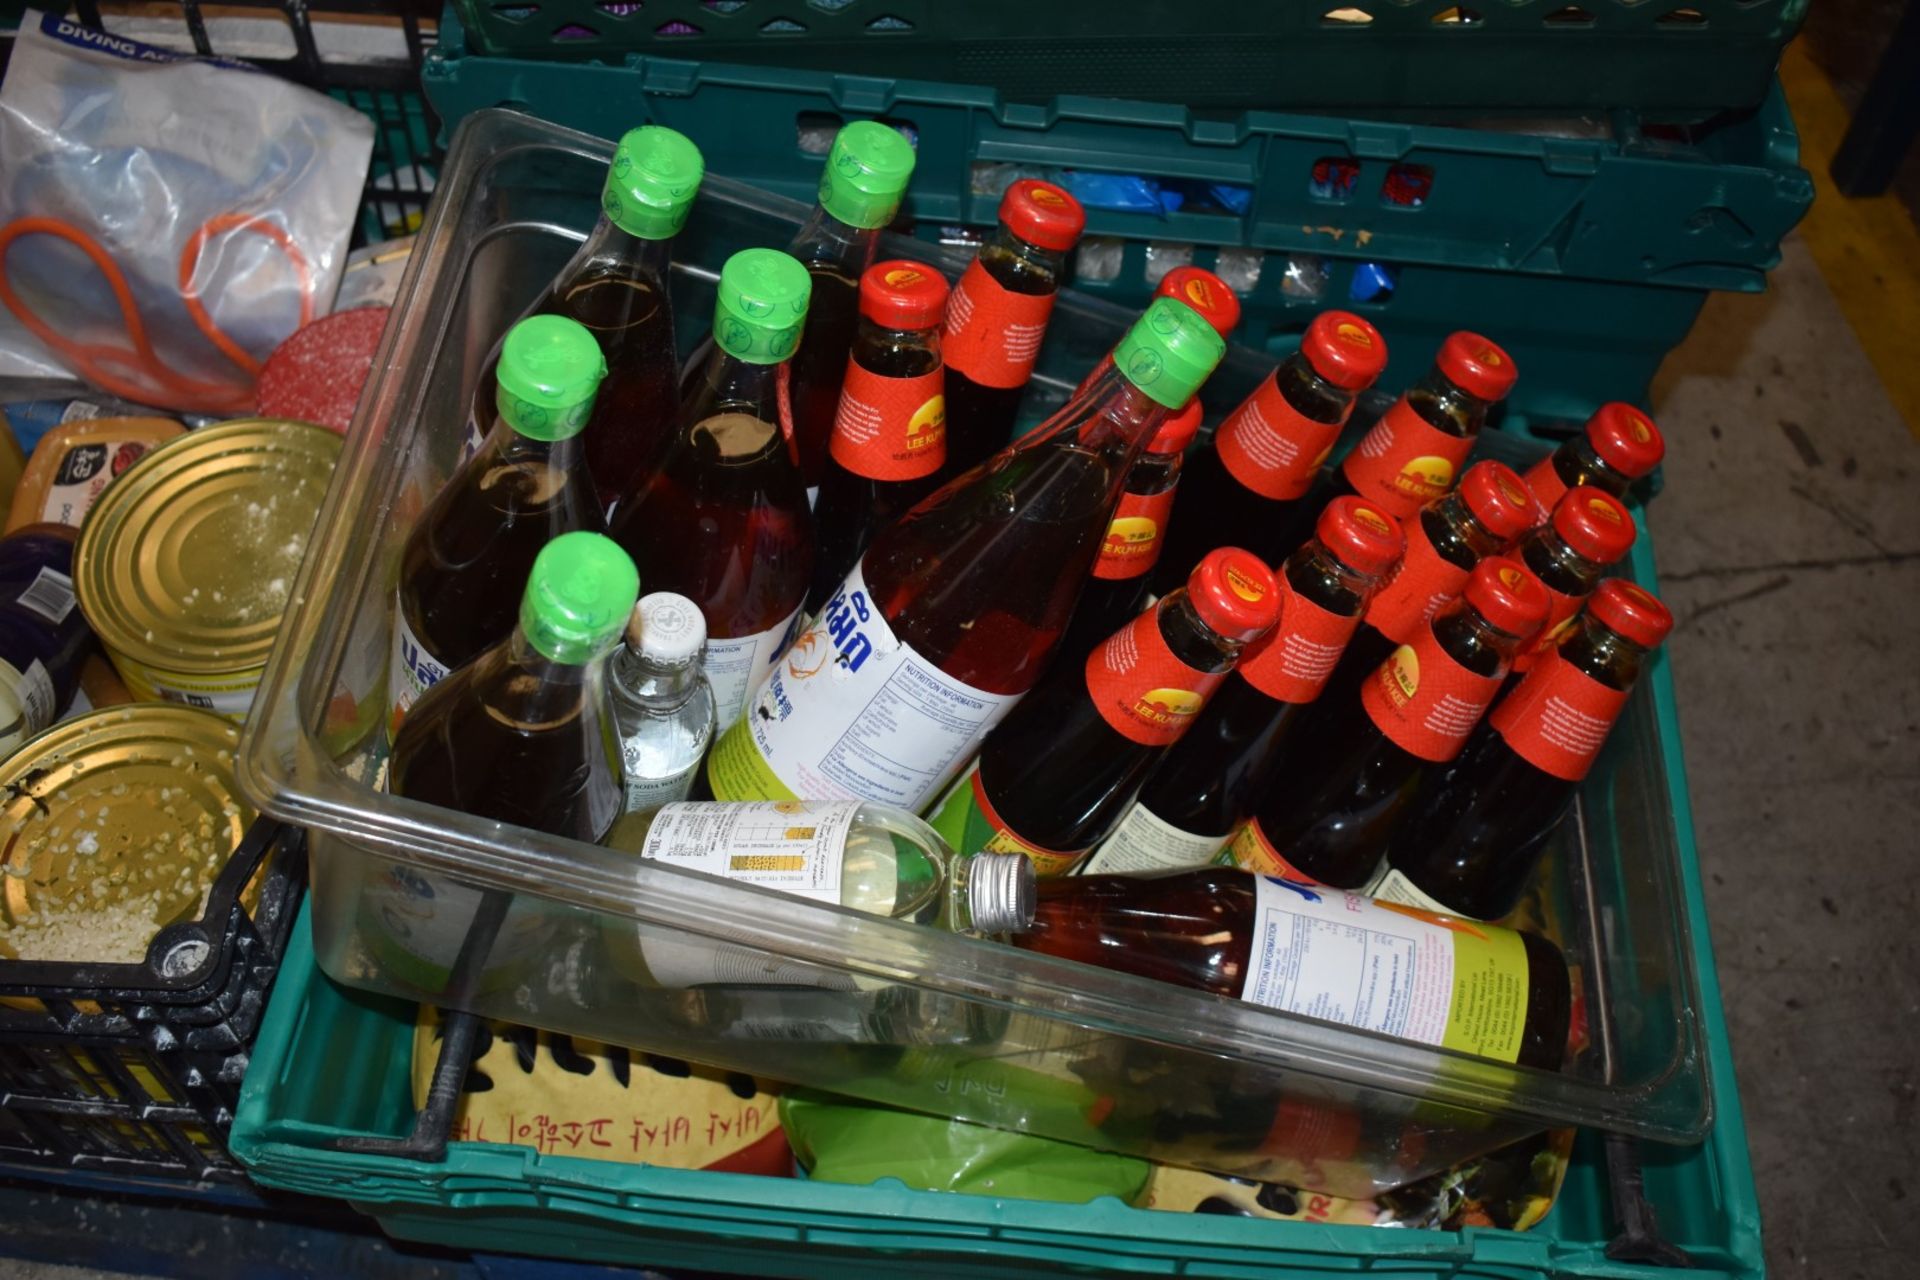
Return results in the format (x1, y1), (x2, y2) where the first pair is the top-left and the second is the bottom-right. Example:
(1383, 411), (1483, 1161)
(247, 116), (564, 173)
(421, 11), (1812, 296)
(451, 0), (1807, 121)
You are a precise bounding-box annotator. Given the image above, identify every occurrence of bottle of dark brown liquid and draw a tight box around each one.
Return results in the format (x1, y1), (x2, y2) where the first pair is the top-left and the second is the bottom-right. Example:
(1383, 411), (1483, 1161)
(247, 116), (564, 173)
(928, 547), (1278, 876)
(1227, 556), (1549, 889)
(610, 249), (815, 735)
(1008, 867), (1571, 1070)
(391, 531), (640, 842)
(1506, 486), (1636, 675)
(392, 315), (608, 734)
(1048, 398), (1202, 675)
(1083, 498), (1403, 875)
(783, 121), (918, 492)
(1522, 402), (1666, 516)
(1150, 310), (1388, 597)
(808, 260), (951, 612)
(939, 179), (1087, 476)
(1372, 580), (1674, 920)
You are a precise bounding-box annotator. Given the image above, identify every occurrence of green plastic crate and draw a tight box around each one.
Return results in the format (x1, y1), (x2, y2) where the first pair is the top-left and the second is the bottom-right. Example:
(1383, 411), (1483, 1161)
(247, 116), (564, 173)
(451, 0), (1807, 121)
(421, 11), (1812, 295)
(229, 521), (1759, 1278)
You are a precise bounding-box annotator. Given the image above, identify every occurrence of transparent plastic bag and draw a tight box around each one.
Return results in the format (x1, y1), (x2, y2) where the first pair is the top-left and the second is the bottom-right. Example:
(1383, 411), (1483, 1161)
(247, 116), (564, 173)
(0, 11), (373, 413)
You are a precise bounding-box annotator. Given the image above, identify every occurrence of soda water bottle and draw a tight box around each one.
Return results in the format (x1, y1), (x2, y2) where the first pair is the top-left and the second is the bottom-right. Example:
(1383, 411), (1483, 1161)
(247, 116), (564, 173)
(1083, 498), (1403, 875)
(610, 249), (814, 734)
(393, 315), (607, 732)
(808, 260), (952, 611)
(607, 591), (716, 834)
(783, 121), (918, 491)
(928, 547), (1279, 876)
(706, 296), (1227, 812)
(939, 180), (1087, 475)
(1372, 580), (1674, 920)
(1522, 402), (1665, 515)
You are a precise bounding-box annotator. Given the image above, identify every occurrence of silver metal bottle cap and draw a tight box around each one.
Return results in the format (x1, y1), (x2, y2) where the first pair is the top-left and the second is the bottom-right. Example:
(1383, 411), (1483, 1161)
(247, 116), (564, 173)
(967, 852), (1037, 935)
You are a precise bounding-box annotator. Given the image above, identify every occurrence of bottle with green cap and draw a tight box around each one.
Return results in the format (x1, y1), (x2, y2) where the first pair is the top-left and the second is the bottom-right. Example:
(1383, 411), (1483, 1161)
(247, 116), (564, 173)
(391, 530), (640, 844)
(609, 248), (816, 736)
(462, 125), (705, 521)
(393, 314), (610, 735)
(706, 295), (1228, 814)
(781, 119), (918, 492)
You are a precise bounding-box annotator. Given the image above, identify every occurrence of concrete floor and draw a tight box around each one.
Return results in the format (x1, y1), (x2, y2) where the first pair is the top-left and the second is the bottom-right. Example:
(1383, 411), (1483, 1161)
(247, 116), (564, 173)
(1648, 234), (1919, 1280)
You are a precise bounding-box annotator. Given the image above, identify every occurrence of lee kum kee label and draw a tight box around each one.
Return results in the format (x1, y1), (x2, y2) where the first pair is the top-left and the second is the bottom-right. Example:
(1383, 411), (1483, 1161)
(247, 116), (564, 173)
(1340, 399), (1476, 518)
(1489, 648), (1631, 782)
(941, 262), (1055, 389)
(1092, 487), (1177, 581)
(1359, 636), (1503, 763)
(1085, 610), (1228, 748)
(828, 361), (946, 481)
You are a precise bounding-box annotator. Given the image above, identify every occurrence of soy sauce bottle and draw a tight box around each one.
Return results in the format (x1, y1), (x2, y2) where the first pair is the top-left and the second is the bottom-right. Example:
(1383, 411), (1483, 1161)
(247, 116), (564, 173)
(610, 249), (814, 734)
(1049, 398), (1203, 675)
(1008, 868), (1571, 1070)
(808, 260), (951, 612)
(1227, 556), (1549, 888)
(928, 547), (1279, 876)
(1083, 498), (1402, 875)
(393, 315), (607, 733)
(1522, 402), (1666, 516)
(784, 121), (918, 491)
(939, 180), (1087, 476)
(1373, 580), (1674, 920)
(707, 297), (1227, 813)
(1071, 265), (1242, 398)
(1150, 310), (1388, 597)
(392, 531), (639, 842)
(1506, 486), (1636, 675)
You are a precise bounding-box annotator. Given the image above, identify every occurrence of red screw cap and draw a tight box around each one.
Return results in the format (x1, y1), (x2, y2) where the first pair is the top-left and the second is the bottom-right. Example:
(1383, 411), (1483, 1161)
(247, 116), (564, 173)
(1551, 486), (1637, 566)
(1188, 547), (1281, 643)
(1584, 402), (1666, 479)
(1146, 397), (1204, 455)
(1298, 310), (1389, 392)
(1466, 555), (1550, 640)
(999, 179), (1087, 252)
(1457, 460), (1541, 542)
(859, 260), (950, 331)
(1435, 331), (1518, 404)
(1156, 266), (1241, 337)
(1587, 579), (1674, 650)
(1315, 496), (1404, 579)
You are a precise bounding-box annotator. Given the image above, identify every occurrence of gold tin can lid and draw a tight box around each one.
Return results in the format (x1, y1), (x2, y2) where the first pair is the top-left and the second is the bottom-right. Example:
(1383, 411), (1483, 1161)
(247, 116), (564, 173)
(75, 419), (342, 678)
(0, 705), (252, 964)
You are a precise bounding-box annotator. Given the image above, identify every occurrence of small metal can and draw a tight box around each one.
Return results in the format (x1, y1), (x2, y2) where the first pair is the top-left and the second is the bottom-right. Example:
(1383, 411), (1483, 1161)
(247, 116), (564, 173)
(0, 523), (94, 756)
(0, 705), (252, 965)
(75, 420), (341, 720)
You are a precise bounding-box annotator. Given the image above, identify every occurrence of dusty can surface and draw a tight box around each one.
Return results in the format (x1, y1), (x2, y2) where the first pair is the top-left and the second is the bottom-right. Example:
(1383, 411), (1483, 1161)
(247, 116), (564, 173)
(0, 705), (253, 965)
(74, 420), (341, 720)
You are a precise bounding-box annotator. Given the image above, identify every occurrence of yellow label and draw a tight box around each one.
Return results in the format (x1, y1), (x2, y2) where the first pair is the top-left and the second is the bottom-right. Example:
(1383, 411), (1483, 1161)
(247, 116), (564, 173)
(706, 719), (800, 801)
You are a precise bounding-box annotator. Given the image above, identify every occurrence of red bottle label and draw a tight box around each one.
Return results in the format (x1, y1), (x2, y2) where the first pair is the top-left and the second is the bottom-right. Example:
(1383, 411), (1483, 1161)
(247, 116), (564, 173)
(942, 261), (1055, 390)
(1085, 610), (1228, 747)
(1213, 377), (1343, 501)
(1362, 515), (1470, 646)
(1359, 635), (1503, 763)
(1522, 454), (1567, 518)
(1225, 819), (1324, 883)
(1508, 583), (1584, 674)
(1237, 575), (1361, 705)
(1340, 400), (1475, 519)
(1092, 487), (1177, 581)
(1489, 648), (1630, 782)
(828, 361), (947, 481)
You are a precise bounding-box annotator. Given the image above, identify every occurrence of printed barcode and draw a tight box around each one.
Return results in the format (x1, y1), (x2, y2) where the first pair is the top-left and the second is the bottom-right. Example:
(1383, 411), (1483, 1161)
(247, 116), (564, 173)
(15, 567), (75, 624)
(162, 690), (216, 710)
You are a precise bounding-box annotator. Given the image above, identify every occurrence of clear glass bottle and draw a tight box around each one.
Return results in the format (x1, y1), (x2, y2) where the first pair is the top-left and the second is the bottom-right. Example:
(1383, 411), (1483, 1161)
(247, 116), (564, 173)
(606, 592), (716, 837)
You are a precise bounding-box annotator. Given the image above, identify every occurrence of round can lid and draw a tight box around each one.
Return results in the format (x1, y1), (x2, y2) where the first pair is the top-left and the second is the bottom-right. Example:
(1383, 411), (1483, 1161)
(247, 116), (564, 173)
(1585, 402), (1666, 478)
(1588, 578), (1673, 649)
(1458, 460), (1541, 541)
(860, 259), (950, 331)
(1299, 310), (1388, 391)
(75, 420), (342, 677)
(713, 248), (813, 365)
(1145, 397), (1204, 454)
(1434, 331), (1518, 403)
(1155, 266), (1240, 337)
(1315, 496), (1404, 578)
(0, 705), (250, 965)
(521, 532), (641, 665)
(1187, 546), (1280, 642)
(819, 120), (917, 230)
(1465, 555), (1550, 639)
(1114, 297), (1228, 409)
(1550, 486), (1637, 565)
(999, 179), (1087, 252)
(603, 125), (705, 240)
(631, 591), (707, 664)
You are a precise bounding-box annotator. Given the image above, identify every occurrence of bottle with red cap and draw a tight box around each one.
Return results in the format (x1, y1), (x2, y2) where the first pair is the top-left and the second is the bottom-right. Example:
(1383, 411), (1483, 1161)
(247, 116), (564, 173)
(1072, 266), (1242, 398)
(1506, 486), (1637, 675)
(808, 260), (952, 612)
(1049, 397), (1204, 675)
(1150, 310), (1388, 597)
(1370, 579), (1675, 920)
(1523, 402), (1666, 515)
(927, 547), (1279, 875)
(1225, 555), (1550, 889)
(939, 179), (1088, 476)
(1082, 497), (1404, 875)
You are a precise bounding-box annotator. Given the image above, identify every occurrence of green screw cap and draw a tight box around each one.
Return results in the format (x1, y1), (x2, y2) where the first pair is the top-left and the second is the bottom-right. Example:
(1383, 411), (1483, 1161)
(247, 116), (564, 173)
(1114, 297), (1228, 409)
(603, 125), (705, 240)
(496, 315), (608, 440)
(712, 248), (812, 365)
(520, 532), (641, 665)
(818, 120), (916, 231)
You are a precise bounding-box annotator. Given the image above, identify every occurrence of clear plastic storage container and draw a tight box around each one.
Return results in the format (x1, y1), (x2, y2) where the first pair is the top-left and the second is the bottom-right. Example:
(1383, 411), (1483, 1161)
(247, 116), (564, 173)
(238, 109), (1710, 1197)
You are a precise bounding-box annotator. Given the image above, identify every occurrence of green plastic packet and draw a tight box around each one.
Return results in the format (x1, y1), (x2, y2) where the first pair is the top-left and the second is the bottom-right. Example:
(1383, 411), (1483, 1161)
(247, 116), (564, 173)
(782, 1090), (1151, 1205)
